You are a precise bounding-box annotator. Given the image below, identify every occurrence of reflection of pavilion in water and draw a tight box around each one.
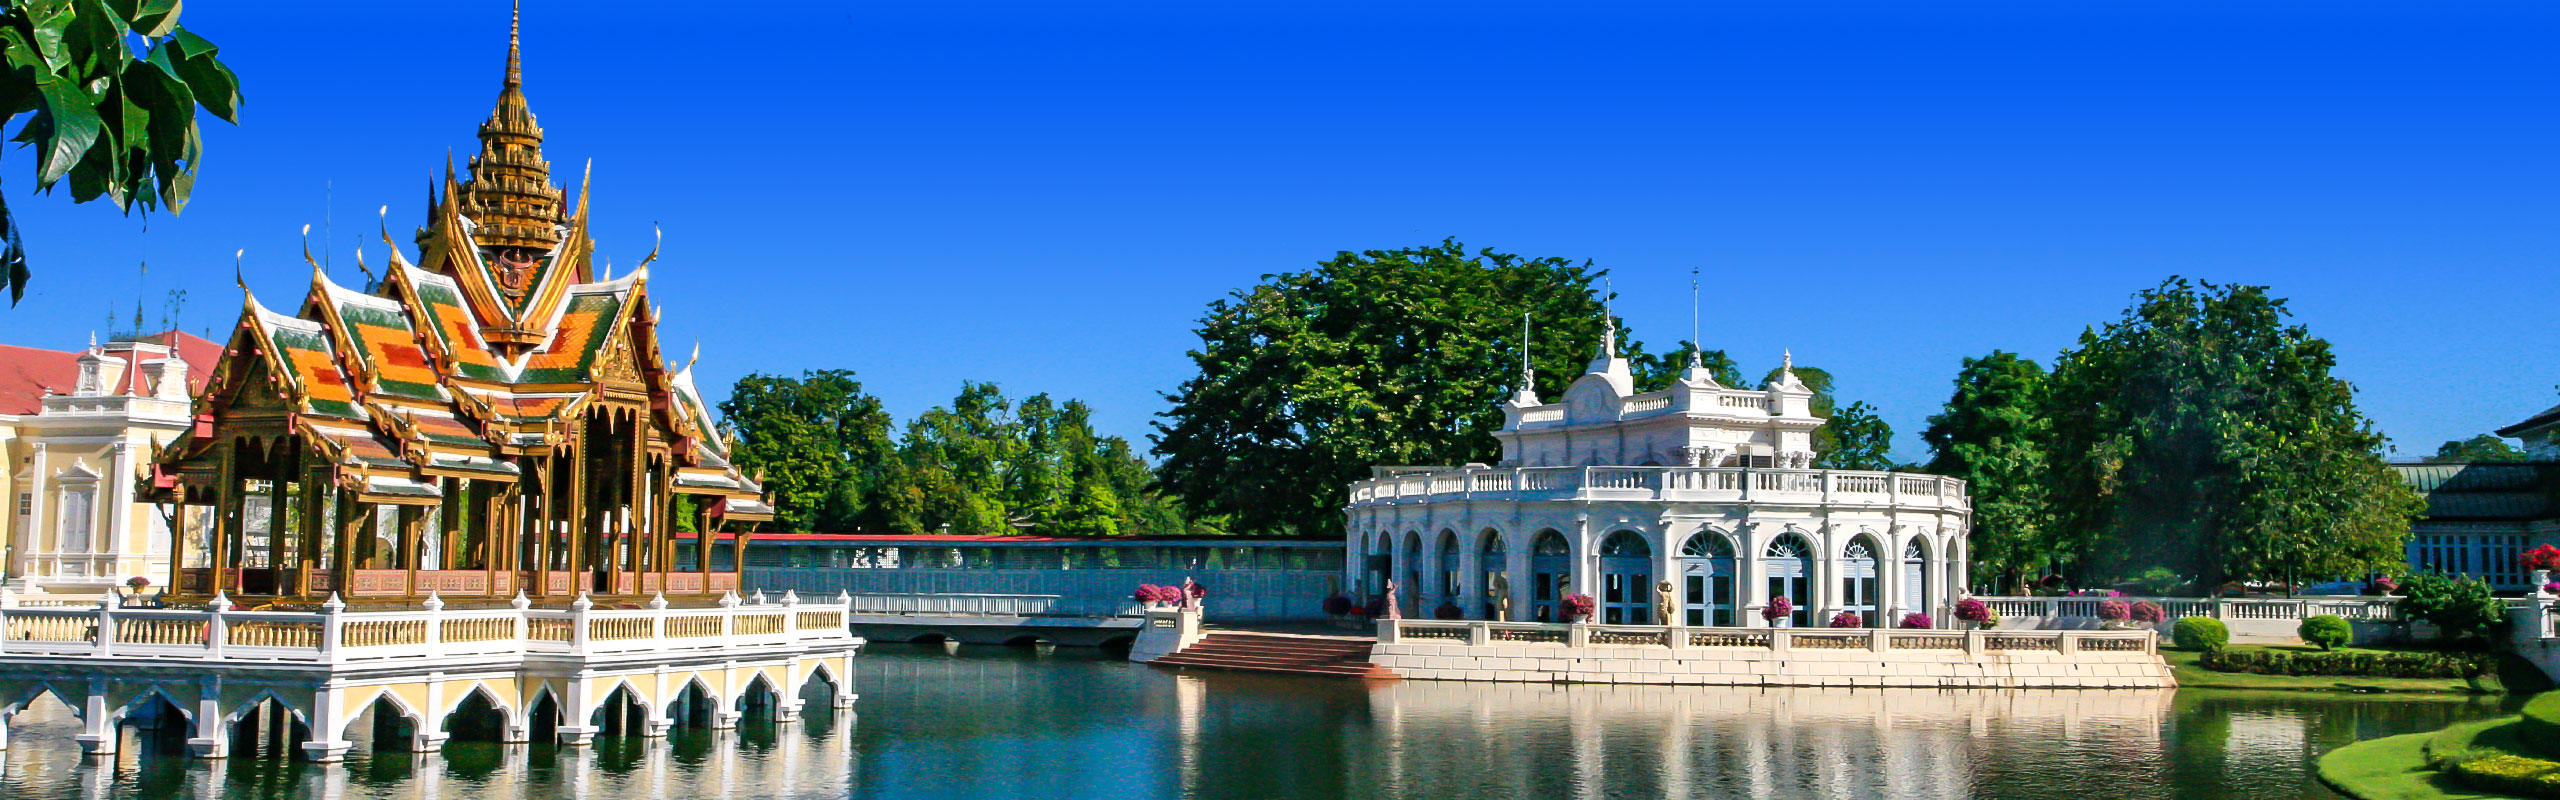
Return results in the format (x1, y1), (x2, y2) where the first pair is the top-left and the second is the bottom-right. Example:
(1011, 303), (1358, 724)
(0, 688), (856, 800)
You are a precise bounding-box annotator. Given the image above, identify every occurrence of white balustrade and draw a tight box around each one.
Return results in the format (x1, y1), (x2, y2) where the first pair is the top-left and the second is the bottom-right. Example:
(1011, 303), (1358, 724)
(1345, 466), (1971, 513)
(1378, 618), (2154, 655)
(0, 595), (857, 664)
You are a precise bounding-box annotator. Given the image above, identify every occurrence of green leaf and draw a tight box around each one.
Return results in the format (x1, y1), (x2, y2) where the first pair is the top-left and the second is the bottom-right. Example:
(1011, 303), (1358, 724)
(0, 193), (25, 305)
(131, 0), (181, 39)
(165, 25), (235, 121)
(29, 74), (103, 187)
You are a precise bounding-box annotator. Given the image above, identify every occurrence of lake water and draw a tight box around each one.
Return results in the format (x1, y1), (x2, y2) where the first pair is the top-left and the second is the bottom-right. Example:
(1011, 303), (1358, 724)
(0, 642), (2516, 799)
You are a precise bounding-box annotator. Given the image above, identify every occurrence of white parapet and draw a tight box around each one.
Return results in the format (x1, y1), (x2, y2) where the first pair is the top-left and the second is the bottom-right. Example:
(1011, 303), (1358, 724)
(1370, 619), (2172, 689)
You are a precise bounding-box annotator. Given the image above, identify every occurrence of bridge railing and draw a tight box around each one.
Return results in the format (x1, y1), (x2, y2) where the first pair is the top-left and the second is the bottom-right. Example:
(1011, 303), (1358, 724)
(0, 590), (856, 665)
(842, 592), (1141, 618)
(1379, 618), (2156, 655)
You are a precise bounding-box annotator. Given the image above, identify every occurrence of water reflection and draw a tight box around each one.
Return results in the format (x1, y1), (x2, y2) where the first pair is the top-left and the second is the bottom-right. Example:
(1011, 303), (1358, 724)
(0, 642), (2516, 800)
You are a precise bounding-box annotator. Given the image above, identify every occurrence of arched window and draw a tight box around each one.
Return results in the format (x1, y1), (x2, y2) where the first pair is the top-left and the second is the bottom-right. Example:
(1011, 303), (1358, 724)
(1903, 537), (1930, 622)
(1400, 532), (1424, 616)
(1840, 536), (1882, 628)
(1680, 531), (1737, 627)
(1598, 531), (1653, 624)
(1436, 531), (1462, 607)
(1478, 530), (1509, 619)
(1763, 532), (1814, 627)
(1529, 530), (1571, 622)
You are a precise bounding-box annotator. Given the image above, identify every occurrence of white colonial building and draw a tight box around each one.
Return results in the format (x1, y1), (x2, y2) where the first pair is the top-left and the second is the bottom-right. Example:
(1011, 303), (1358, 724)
(0, 332), (218, 599)
(1344, 326), (1971, 629)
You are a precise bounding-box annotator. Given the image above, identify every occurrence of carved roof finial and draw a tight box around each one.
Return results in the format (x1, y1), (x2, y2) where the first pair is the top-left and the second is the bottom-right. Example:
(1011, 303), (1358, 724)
(506, 0), (523, 90)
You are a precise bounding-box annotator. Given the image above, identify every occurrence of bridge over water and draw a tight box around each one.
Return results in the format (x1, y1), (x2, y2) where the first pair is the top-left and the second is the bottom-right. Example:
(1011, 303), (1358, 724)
(812, 591), (1146, 648)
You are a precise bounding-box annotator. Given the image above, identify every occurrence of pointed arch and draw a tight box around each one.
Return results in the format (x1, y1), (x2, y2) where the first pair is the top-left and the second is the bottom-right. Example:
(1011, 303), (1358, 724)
(734, 671), (782, 720)
(439, 682), (515, 743)
(113, 684), (200, 727)
(340, 686), (423, 743)
(1, 680), (84, 720)
(667, 675), (720, 729)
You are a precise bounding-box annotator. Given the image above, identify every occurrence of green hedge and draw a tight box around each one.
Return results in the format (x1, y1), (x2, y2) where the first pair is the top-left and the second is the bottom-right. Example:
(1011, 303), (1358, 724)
(2198, 648), (2497, 679)
(2172, 616), (2229, 651)
(2525, 693), (2560, 760)
(2445, 751), (2560, 799)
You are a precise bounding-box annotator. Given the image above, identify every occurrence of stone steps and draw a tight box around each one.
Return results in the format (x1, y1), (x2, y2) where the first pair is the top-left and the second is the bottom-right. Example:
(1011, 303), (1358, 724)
(1149, 633), (1399, 680)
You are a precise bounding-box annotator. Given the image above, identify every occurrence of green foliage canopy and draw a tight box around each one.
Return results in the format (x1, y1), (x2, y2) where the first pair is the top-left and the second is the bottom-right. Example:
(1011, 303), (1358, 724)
(1921, 351), (2052, 592)
(0, 1), (241, 303)
(2040, 278), (2420, 589)
(2430, 434), (2529, 464)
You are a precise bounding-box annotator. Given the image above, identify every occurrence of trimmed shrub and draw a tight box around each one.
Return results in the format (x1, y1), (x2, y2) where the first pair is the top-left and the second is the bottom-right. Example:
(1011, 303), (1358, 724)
(2443, 751), (2560, 799)
(1433, 601), (1464, 620)
(1322, 594), (1354, 617)
(2198, 648), (2496, 678)
(2130, 600), (2166, 624)
(1899, 612), (1933, 629)
(1829, 611), (1863, 628)
(2298, 615), (2353, 651)
(2172, 616), (2230, 652)
(2399, 572), (2508, 642)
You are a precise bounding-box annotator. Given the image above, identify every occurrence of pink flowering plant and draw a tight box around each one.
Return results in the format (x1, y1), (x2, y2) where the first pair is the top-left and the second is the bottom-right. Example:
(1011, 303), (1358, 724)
(1829, 611), (1863, 628)
(1899, 612), (1933, 629)
(1560, 593), (1596, 621)
(1763, 595), (1795, 624)
(2130, 600), (2167, 623)
(1134, 584), (1183, 606)
(1954, 597), (1991, 623)
(125, 576), (151, 589)
(2520, 545), (2560, 573)
(2097, 599), (2131, 622)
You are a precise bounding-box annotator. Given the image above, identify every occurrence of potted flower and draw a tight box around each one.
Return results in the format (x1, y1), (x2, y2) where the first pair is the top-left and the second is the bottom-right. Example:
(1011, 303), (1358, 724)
(2372, 575), (2399, 596)
(1560, 593), (1596, 623)
(1955, 597), (1997, 630)
(1763, 596), (1795, 626)
(2129, 600), (2166, 625)
(1828, 611), (1863, 628)
(2097, 599), (2131, 629)
(1898, 612), (1933, 629)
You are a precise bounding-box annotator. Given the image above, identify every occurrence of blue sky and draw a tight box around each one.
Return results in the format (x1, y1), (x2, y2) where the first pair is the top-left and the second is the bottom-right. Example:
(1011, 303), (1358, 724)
(4, 2), (2554, 461)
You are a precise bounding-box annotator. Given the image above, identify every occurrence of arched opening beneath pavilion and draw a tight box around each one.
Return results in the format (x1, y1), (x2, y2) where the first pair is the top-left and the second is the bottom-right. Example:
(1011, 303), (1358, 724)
(734, 674), (781, 725)
(120, 690), (194, 756)
(797, 667), (841, 722)
(1680, 530), (1737, 627)
(348, 693), (417, 754)
(1528, 530), (1571, 622)
(667, 679), (718, 730)
(440, 686), (509, 743)
(1840, 534), (1883, 627)
(588, 684), (648, 738)
(1477, 529), (1508, 620)
(1763, 532), (1814, 627)
(1598, 530), (1653, 624)
(526, 689), (562, 744)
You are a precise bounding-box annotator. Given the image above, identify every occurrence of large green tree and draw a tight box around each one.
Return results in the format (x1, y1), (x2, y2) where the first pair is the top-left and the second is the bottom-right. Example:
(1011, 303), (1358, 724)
(2041, 279), (2421, 588)
(1152, 239), (1637, 536)
(718, 370), (901, 533)
(899, 381), (1020, 535)
(0, 2), (240, 303)
(2428, 434), (2528, 464)
(1816, 401), (1894, 470)
(1921, 350), (2052, 592)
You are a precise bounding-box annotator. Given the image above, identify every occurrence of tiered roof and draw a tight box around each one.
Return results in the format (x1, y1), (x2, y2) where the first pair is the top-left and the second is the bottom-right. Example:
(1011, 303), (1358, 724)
(152, 5), (767, 521)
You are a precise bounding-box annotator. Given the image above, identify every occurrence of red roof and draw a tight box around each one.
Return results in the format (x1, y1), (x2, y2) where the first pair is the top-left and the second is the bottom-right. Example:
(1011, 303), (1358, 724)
(0, 330), (221, 415)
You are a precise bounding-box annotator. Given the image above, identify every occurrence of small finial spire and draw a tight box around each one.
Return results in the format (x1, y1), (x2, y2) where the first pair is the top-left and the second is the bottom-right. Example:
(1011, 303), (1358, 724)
(1689, 265), (1701, 362)
(505, 0), (523, 89)
(1783, 348), (1793, 372)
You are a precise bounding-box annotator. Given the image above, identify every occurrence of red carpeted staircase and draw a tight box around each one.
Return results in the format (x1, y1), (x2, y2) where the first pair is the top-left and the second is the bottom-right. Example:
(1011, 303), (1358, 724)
(1149, 633), (1399, 680)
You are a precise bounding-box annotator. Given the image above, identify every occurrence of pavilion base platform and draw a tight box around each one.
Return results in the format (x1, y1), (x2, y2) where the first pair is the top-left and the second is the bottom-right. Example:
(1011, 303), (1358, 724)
(0, 592), (860, 761)
(1371, 619), (2173, 689)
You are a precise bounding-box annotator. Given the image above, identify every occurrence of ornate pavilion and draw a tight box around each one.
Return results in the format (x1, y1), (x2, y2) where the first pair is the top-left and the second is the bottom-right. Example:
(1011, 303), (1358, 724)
(142, 10), (772, 607)
(0, 9), (855, 763)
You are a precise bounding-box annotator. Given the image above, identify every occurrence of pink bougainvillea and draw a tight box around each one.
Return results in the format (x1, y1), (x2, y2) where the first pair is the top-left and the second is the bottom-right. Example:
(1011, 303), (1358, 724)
(2130, 600), (2167, 623)
(1954, 597), (1991, 623)
(1560, 593), (1596, 621)
(2522, 545), (2560, 573)
(1829, 611), (1863, 628)
(1763, 596), (1795, 623)
(1899, 612), (1933, 629)
(2097, 599), (2131, 621)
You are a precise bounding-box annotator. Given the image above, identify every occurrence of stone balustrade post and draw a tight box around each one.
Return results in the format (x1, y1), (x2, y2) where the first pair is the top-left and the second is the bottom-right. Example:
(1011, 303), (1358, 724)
(1568, 622), (1590, 648)
(94, 599), (118, 657)
(1468, 622), (1490, 646)
(510, 591), (531, 650)
(1869, 628), (1888, 653)
(1964, 629), (1983, 654)
(1375, 617), (1398, 643)
(570, 592), (595, 651)
(1670, 625), (1692, 649)
(648, 592), (670, 640)
(2059, 632), (2079, 656)
(423, 591), (444, 648)
(320, 593), (345, 662)
(1772, 629), (1792, 654)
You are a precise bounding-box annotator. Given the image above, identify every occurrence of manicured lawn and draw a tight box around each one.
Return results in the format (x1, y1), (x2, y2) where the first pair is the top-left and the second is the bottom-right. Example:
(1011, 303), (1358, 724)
(2317, 730), (2507, 800)
(2164, 645), (2509, 694)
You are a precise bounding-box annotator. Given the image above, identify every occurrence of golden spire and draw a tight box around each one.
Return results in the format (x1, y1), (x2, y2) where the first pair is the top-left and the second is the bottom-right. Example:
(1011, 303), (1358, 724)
(456, 0), (565, 252)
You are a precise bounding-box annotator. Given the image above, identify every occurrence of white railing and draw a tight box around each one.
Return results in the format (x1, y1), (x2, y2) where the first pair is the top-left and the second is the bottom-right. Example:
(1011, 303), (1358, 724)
(1975, 595), (2404, 624)
(1378, 618), (2155, 655)
(0, 591), (856, 664)
(843, 592), (1140, 618)
(1347, 466), (1967, 512)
